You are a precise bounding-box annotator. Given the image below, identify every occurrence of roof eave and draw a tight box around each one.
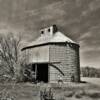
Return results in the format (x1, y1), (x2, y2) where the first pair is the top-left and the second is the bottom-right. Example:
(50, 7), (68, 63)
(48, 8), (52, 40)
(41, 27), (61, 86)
(21, 41), (79, 51)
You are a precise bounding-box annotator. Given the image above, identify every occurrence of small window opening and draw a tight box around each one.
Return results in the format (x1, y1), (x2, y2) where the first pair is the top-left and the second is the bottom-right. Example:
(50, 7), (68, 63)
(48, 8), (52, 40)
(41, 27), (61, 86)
(48, 28), (50, 32)
(41, 31), (44, 34)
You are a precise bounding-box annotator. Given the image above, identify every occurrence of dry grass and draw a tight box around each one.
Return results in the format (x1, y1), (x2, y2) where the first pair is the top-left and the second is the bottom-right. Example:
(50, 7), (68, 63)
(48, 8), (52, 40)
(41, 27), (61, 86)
(0, 82), (40, 100)
(0, 77), (100, 100)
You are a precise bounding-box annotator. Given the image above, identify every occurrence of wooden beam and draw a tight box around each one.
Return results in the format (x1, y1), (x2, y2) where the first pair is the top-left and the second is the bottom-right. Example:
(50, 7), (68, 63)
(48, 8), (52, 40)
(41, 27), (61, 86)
(29, 61), (61, 64)
(35, 64), (37, 80)
(49, 63), (64, 76)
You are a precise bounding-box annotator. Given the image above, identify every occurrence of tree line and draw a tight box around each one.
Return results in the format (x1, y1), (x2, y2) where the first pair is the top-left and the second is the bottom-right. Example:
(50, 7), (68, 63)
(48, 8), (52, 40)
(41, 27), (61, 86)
(81, 67), (100, 78)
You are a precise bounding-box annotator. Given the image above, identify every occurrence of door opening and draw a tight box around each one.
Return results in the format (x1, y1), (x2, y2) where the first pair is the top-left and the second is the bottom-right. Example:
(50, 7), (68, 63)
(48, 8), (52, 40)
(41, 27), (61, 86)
(32, 64), (48, 83)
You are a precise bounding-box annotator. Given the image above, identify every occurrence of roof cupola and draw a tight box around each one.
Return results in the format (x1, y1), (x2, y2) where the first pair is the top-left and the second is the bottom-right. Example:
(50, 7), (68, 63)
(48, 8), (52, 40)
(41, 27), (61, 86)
(40, 24), (58, 36)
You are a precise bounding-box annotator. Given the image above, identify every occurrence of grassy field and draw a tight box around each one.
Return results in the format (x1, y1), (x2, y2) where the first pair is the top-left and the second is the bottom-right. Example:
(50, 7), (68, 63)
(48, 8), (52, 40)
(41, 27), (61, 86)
(0, 77), (100, 100)
(82, 77), (100, 86)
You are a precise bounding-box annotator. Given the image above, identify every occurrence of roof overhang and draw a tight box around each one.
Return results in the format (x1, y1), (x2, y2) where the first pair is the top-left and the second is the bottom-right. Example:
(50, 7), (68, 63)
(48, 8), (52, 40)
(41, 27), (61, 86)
(21, 42), (80, 51)
(27, 61), (61, 65)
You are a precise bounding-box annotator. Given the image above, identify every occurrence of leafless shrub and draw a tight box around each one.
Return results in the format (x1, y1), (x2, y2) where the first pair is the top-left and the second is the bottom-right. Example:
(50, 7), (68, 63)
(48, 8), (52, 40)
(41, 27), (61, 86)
(0, 33), (26, 82)
(40, 88), (55, 100)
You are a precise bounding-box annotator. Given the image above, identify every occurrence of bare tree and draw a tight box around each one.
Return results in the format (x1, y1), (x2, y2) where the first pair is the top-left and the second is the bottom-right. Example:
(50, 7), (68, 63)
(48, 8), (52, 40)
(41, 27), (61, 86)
(0, 33), (25, 81)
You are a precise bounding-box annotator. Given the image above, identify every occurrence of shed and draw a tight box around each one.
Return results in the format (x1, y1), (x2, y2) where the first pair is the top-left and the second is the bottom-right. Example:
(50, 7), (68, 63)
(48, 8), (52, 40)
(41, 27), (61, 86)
(22, 25), (80, 83)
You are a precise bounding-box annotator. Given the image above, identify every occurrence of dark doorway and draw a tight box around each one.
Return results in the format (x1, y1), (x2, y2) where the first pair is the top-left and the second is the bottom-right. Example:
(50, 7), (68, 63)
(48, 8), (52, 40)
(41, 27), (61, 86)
(32, 64), (48, 83)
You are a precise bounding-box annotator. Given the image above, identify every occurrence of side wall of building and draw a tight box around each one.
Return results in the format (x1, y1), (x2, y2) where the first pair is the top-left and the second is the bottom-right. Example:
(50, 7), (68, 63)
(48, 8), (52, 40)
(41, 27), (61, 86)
(25, 45), (49, 64)
(49, 43), (80, 83)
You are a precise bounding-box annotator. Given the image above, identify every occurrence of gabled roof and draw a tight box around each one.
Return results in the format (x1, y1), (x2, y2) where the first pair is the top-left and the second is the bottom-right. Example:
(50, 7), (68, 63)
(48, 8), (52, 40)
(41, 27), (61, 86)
(22, 25), (78, 50)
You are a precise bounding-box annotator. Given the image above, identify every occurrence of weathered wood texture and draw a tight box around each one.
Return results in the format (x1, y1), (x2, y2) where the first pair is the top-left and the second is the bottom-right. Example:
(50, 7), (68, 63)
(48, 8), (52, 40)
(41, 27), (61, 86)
(49, 43), (80, 83)
(23, 43), (80, 83)
(25, 45), (49, 64)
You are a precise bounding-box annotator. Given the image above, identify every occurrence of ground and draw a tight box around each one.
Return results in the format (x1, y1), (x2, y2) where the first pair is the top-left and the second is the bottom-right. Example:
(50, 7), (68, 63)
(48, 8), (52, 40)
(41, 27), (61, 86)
(0, 77), (100, 100)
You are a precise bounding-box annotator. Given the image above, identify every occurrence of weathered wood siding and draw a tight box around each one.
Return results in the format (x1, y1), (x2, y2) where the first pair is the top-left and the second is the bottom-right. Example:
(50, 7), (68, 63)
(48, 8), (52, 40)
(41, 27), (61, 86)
(49, 43), (80, 82)
(23, 43), (80, 83)
(26, 45), (49, 64)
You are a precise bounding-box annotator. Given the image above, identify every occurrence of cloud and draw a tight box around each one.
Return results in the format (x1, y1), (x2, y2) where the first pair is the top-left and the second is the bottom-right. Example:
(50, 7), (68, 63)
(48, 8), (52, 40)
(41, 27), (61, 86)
(79, 32), (91, 40)
(0, 0), (100, 67)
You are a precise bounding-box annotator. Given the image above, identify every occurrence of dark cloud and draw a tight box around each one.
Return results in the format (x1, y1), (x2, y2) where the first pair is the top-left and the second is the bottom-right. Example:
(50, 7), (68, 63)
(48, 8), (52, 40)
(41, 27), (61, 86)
(0, 0), (100, 68)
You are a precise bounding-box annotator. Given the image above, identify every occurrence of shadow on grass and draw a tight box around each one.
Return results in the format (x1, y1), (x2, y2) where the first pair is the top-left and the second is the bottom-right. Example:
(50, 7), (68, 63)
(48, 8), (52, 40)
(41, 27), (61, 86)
(87, 92), (100, 98)
(80, 81), (87, 83)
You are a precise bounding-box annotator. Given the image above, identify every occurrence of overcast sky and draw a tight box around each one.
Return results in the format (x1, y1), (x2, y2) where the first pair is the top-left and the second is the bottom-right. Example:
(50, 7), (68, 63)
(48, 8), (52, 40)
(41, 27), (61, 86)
(0, 0), (100, 68)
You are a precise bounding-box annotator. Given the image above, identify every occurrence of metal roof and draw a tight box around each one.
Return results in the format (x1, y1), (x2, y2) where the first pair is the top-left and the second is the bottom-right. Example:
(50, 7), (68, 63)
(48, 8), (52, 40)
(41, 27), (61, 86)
(22, 25), (79, 50)
(22, 31), (78, 50)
